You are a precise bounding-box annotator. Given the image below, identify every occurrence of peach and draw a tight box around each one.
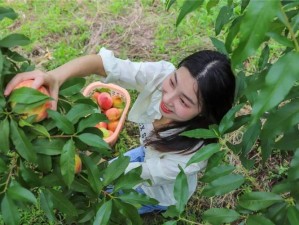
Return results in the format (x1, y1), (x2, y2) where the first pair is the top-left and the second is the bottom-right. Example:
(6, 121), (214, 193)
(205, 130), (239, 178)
(97, 92), (113, 110)
(112, 95), (125, 108)
(11, 80), (51, 122)
(92, 91), (100, 102)
(74, 154), (82, 174)
(95, 121), (108, 129)
(99, 127), (112, 138)
(105, 107), (121, 121)
(108, 120), (119, 132)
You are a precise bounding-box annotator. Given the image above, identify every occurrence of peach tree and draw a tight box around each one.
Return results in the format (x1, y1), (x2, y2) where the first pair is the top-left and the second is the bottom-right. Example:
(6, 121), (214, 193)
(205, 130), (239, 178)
(163, 0), (299, 224)
(0, 7), (156, 225)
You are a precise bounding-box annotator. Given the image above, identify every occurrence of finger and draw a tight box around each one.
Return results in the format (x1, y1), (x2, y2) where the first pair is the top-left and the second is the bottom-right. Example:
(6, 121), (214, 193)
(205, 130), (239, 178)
(49, 85), (59, 111)
(4, 70), (43, 96)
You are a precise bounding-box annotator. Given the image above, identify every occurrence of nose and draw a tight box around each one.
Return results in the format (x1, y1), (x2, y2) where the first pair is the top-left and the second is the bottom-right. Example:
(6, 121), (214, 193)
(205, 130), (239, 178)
(163, 90), (176, 106)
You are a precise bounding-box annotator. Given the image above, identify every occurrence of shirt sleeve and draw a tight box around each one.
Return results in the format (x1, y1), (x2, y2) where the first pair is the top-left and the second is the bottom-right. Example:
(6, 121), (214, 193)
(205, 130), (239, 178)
(99, 47), (175, 92)
(125, 153), (207, 186)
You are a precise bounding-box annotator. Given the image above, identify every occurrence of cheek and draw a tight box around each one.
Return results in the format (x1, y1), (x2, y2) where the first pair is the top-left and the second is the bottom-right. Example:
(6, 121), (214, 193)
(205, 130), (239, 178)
(174, 105), (199, 120)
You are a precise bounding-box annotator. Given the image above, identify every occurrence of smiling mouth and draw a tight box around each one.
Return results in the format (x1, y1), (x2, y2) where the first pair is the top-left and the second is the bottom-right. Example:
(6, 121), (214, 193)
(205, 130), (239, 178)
(160, 102), (172, 114)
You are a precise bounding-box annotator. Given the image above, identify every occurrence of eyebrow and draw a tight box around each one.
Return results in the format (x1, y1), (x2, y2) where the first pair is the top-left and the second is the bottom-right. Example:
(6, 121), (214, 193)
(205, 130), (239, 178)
(174, 71), (196, 105)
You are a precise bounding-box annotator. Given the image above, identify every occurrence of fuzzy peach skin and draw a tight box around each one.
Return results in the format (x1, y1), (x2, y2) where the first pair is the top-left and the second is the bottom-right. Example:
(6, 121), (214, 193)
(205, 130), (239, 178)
(112, 95), (124, 108)
(11, 80), (51, 122)
(97, 92), (113, 110)
(74, 154), (82, 174)
(105, 107), (121, 121)
(107, 120), (119, 132)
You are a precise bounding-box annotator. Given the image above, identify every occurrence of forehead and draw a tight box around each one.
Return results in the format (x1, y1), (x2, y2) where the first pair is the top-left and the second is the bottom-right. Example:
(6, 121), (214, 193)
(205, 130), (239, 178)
(175, 67), (200, 104)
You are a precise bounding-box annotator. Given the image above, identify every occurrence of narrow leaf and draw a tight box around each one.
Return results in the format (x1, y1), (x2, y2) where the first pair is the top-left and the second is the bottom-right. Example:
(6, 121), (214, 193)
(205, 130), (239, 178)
(77, 133), (110, 149)
(203, 208), (240, 224)
(287, 206), (299, 225)
(247, 215), (275, 225)
(176, 0), (204, 26)
(7, 183), (37, 204)
(60, 139), (76, 187)
(181, 128), (218, 139)
(0, 7), (18, 20)
(0, 33), (30, 47)
(200, 165), (235, 182)
(187, 143), (221, 166)
(117, 190), (158, 206)
(174, 166), (189, 213)
(9, 87), (50, 104)
(66, 103), (97, 123)
(77, 113), (108, 133)
(94, 201), (112, 225)
(0, 118), (10, 153)
(202, 174), (244, 197)
(10, 120), (37, 162)
(47, 109), (75, 134)
(1, 194), (20, 225)
(40, 190), (56, 223)
(238, 192), (283, 211)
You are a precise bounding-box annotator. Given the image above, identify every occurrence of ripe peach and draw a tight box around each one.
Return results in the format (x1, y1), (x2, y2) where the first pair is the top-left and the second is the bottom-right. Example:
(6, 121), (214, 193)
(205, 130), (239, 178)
(11, 80), (51, 122)
(112, 95), (124, 108)
(97, 92), (113, 110)
(108, 120), (119, 132)
(95, 121), (108, 129)
(105, 107), (121, 121)
(92, 91), (100, 102)
(74, 154), (82, 174)
(99, 127), (112, 138)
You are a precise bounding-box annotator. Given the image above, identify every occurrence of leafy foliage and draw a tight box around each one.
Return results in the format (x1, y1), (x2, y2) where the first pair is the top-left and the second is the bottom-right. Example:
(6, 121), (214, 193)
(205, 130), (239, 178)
(0, 7), (156, 225)
(164, 0), (299, 224)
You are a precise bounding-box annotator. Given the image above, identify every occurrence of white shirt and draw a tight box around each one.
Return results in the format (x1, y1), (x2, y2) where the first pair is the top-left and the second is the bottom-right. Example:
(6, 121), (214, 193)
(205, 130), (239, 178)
(99, 47), (207, 206)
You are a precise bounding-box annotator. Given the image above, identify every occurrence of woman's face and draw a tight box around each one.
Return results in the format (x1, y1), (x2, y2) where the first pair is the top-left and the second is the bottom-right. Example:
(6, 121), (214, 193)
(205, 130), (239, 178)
(160, 66), (202, 122)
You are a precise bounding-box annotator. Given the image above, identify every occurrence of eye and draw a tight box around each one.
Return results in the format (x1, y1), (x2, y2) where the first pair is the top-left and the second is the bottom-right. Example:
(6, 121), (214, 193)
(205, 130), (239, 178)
(170, 79), (175, 87)
(180, 98), (189, 107)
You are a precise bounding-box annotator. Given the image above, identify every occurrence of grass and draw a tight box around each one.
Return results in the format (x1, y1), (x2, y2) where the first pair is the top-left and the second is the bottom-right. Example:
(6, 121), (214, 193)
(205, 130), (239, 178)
(1, 0), (284, 224)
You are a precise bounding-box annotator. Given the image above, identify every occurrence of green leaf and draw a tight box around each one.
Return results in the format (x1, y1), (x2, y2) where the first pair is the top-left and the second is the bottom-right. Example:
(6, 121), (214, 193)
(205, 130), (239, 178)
(162, 205), (180, 218)
(238, 192), (283, 211)
(81, 154), (103, 193)
(261, 99), (299, 143)
(225, 16), (242, 53)
(258, 44), (270, 70)
(114, 167), (143, 192)
(252, 52), (299, 119)
(112, 199), (142, 225)
(176, 0), (204, 27)
(36, 154), (52, 173)
(66, 103), (97, 123)
(219, 104), (244, 134)
(7, 183), (37, 204)
(202, 174), (244, 197)
(202, 208), (240, 225)
(181, 128), (218, 139)
(103, 155), (130, 186)
(60, 139), (76, 187)
(8, 87), (50, 104)
(187, 143), (221, 166)
(174, 166), (188, 213)
(288, 149), (299, 181)
(165, 0), (176, 11)
(77, 133), (110, 149)
(240, 121), (261, 157)
(247, 215), (275, 225)
(200, 165), (235, 183)
(210, 37), (228, 55)
(1, 194), (20, 225)
(163, 221), (177, 225)
(59, 77), (85, 96)
(94, 201), (112, 225)
(40, 190), (56, 223)
(215, 5), (233, 35)
(117, 190), (158, 207)
(0, 7), (18, 20)
(0, 33), (31, 48)
(47, 109), (75, 134)
(33, 138), (64, 155)
(267, 31), (294, 48)
(232, 0), (280, 66)
(47, 189), (78, 218)
(10, 120), (37, 162)
(287, 206), (299, 225)
(206, 0), (220, 13)
(77, 113), (108, 133)
(0, 158), (8, 173)
(0, 118), (10, 153)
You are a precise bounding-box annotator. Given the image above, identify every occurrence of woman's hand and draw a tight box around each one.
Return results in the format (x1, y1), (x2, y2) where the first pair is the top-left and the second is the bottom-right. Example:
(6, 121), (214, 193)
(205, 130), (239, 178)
(4, 70), (60, 110)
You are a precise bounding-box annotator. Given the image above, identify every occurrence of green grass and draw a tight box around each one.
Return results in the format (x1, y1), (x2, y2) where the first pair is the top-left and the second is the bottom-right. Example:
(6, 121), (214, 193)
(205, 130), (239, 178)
(0, 0), (226, 224)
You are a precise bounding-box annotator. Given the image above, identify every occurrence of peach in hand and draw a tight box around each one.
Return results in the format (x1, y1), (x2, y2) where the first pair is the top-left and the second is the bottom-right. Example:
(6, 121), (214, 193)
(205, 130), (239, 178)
(11, 80), (51, 122)
(97, 92), (113, 110)
(105, 107), (121, 121)
(75, 154), (82, 174)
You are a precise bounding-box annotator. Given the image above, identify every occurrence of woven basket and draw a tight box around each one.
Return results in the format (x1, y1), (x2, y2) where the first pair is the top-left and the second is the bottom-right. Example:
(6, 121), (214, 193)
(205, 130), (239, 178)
(82, 81), (131, 146)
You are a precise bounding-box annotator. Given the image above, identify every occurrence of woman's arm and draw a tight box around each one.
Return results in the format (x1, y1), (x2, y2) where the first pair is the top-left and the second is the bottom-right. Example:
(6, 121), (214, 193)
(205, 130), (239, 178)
(4, 54), (106, 110)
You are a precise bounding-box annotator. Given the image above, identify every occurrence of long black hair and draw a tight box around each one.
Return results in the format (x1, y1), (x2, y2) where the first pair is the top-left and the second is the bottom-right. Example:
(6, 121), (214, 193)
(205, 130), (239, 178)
(145, 50), (236, 154)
